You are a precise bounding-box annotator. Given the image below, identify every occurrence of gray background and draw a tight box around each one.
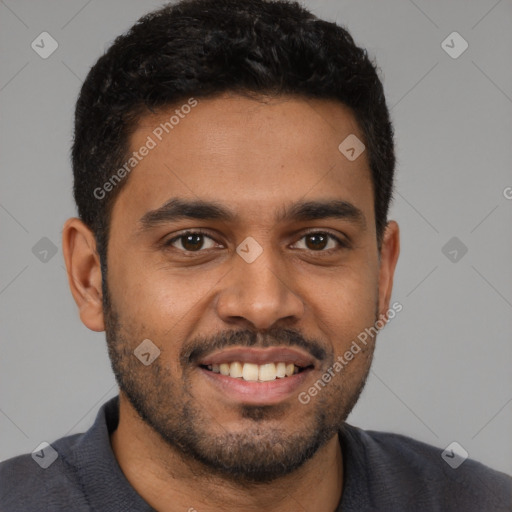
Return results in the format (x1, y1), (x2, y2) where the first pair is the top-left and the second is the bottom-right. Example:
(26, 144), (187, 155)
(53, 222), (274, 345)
(1, 0), (511, 476)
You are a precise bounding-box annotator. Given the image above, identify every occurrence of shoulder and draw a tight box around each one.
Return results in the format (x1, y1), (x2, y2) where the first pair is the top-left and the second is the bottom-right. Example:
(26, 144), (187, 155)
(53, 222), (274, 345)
(0, 433), (91, 512)
(341, 424), (512, 511)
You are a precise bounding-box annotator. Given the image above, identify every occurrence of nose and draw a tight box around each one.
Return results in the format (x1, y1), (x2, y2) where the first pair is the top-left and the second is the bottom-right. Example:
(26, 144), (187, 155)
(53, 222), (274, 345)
(215, 245), (305, 330)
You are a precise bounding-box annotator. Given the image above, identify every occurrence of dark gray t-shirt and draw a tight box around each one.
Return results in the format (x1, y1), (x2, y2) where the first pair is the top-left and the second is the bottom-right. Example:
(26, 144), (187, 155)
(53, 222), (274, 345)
(1, 395), (510, 511)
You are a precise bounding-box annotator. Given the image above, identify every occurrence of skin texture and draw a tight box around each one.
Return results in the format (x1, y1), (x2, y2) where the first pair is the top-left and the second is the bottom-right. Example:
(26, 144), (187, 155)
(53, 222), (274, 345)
(62, 93), (400, 512)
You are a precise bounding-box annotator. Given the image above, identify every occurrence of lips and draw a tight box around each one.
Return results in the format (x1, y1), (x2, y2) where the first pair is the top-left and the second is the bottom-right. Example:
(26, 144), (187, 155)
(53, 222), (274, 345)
(198, 347), (316, 368)
(196, 347), (317, 404)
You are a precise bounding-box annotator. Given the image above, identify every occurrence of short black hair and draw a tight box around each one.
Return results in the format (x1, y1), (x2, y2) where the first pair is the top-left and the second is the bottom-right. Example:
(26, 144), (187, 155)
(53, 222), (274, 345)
(72, 0), (395, 265)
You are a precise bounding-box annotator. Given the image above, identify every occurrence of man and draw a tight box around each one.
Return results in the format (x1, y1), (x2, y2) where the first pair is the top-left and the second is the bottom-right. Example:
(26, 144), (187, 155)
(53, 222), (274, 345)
(0, 0), (510, 510)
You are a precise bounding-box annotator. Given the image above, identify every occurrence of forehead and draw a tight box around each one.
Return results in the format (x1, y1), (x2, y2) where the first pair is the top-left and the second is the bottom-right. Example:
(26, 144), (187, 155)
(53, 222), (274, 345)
(111, 94), (374, 229)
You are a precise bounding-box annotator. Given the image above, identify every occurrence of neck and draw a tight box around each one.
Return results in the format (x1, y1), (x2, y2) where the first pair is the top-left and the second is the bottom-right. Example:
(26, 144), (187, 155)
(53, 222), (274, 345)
(110, 393), (344, 512)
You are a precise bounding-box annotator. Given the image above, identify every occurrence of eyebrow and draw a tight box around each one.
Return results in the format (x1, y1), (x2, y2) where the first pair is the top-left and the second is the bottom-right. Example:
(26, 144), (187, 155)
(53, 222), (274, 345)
(139, 197), (366, 230)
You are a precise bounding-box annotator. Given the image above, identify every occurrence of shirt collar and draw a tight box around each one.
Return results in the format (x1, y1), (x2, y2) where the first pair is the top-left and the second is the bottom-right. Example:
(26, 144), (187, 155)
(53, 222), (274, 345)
(70, 394), (154, 511)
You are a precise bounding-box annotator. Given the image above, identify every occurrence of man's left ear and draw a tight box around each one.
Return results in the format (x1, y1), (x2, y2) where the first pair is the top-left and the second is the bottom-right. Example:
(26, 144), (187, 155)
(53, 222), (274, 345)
(62, 218), (105, 332)
(377, 220), (400, 319)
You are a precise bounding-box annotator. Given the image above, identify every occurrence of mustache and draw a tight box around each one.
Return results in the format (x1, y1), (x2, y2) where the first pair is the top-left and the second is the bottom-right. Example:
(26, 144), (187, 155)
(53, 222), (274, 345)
(181, 327), (327, 367)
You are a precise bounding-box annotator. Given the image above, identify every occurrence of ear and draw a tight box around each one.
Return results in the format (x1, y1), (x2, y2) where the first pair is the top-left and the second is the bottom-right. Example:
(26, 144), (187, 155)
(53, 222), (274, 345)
(377, 220), (400, 320)
(62, 218), (105, 332)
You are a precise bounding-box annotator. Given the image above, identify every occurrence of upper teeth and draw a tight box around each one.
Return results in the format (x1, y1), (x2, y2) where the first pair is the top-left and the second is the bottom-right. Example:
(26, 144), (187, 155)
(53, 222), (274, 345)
(207, 362), (298, 381)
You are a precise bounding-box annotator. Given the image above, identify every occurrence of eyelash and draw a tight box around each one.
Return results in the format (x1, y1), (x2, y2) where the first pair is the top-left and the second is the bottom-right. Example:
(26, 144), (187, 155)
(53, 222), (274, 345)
(163, 229), (349, 253)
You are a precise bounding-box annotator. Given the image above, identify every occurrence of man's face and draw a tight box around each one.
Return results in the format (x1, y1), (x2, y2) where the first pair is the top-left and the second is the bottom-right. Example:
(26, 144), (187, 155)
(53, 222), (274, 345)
(103, 94), (393, 482)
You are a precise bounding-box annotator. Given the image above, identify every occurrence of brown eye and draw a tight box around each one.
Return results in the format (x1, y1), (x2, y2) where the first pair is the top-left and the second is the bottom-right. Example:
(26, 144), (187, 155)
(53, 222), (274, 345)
(305, 233), (329, 250)
(180, 233), (205, 251)
(293, 231), (345, 252)
(165, 231), (218, 252)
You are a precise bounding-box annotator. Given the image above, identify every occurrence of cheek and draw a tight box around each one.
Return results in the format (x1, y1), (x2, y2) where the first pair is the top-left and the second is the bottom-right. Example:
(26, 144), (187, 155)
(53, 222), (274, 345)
(106, 240), (182, 320)
(309, 261), (379, 351)
(118, 269), (220, 321)
(106, 252), (221, 364)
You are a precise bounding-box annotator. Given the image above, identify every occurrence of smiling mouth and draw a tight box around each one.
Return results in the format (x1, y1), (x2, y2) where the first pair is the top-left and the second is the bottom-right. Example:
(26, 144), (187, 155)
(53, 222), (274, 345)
(200, 361), (313, 382)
